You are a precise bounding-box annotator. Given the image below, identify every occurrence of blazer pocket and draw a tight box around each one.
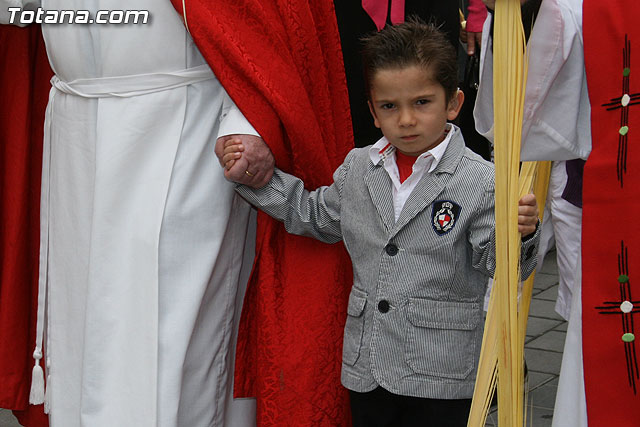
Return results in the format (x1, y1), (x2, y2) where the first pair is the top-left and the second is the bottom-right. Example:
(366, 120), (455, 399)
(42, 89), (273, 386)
(404, 298), (481, 379)
(342, 287), (368, 366)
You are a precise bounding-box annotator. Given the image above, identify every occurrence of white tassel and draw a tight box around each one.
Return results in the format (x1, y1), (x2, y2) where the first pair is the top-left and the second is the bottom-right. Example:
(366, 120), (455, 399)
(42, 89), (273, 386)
(29, 349), (45, 405)
(44, 374), (51, 414)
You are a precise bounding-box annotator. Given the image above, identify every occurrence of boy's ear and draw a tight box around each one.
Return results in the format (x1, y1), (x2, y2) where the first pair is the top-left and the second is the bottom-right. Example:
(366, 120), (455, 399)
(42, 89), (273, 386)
(446, 89), (465, 121)
(368, 100), (381, 129)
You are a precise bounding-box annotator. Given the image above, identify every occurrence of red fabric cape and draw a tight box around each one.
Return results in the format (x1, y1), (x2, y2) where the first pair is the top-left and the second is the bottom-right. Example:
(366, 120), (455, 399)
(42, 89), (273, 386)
(170, 1), (354, 425)
(0, 3), (353, 425)
(0, 25), (51, 426)
(583, 1), (640, 424)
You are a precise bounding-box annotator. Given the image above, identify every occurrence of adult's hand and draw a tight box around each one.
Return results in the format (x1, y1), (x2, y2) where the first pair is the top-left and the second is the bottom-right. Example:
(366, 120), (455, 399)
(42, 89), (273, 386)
(465, 0), (487, 55)
(215, 134), (275, 188)
(466, 31), (482, 55)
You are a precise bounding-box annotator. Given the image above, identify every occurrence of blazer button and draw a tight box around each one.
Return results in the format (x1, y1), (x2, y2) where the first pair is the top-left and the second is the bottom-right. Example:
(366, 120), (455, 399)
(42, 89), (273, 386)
(385, 244), (399, 256)
(378, 300), (390, 313)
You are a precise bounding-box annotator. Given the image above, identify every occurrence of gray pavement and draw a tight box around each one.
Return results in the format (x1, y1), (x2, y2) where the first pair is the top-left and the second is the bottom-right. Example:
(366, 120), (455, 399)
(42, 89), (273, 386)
(0, 411), (18, 427)
(0, 251), (565, 427)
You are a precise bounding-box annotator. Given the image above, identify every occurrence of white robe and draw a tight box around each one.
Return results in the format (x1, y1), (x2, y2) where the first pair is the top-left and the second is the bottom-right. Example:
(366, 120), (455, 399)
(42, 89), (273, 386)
(474, 0), (591, 162)
(2, 1), (257, 426)
(473, 0), (589, 426)
(534, 160), (582, 321)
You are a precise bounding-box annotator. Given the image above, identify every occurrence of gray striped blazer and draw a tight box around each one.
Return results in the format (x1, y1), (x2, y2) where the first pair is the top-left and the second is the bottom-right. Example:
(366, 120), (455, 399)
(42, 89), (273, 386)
(236, 128), (539, 399)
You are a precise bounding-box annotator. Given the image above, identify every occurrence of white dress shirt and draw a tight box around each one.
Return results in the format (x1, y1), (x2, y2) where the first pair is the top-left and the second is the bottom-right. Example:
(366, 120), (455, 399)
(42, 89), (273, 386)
(369, 124), (455, 221)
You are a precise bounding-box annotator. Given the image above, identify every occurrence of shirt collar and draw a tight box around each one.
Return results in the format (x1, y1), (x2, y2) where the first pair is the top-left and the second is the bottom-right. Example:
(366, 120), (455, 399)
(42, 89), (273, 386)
(368, 123), (457, 172)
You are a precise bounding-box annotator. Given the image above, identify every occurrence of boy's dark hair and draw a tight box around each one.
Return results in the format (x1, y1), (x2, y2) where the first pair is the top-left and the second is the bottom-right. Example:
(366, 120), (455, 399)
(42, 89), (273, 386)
(361, 19), (458, 103)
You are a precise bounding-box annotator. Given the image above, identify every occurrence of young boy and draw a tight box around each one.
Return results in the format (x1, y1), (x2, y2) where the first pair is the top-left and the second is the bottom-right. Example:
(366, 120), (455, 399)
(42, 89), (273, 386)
(222, 21), (539, 427)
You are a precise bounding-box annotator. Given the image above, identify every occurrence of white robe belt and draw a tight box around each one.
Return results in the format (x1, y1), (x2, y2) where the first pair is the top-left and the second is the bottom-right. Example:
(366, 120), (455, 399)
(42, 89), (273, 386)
(50, 64), (214, 98)
(31, 64), (216, 410)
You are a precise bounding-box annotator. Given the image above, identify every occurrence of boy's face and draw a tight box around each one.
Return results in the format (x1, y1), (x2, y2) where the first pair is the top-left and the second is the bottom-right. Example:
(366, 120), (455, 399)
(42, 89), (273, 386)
(368, 65), (464, 156)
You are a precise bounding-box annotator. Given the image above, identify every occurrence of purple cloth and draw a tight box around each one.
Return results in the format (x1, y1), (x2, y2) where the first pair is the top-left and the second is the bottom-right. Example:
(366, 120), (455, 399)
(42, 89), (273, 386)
(562, 159), (586, 208)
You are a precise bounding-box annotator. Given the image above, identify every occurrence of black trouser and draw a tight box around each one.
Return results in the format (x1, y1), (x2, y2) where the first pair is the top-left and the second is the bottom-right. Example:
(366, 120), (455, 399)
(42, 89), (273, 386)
(350, 387), (472, 427)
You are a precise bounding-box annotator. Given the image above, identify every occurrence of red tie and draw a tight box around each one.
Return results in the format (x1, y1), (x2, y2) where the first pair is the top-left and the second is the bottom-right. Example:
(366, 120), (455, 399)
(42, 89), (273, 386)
(362, 0), (406, 31)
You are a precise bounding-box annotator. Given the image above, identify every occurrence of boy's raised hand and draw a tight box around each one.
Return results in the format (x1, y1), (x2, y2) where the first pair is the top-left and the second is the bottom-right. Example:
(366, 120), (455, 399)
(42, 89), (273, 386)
(518, 193), (539, 237)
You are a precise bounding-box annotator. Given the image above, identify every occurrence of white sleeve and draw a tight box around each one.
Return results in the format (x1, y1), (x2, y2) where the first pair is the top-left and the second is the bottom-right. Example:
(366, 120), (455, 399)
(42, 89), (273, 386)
(473, 14), (496, 143)
(474, 0), (591, 161)
(1, 0), (41, 26)
(216, 90), (260, 139)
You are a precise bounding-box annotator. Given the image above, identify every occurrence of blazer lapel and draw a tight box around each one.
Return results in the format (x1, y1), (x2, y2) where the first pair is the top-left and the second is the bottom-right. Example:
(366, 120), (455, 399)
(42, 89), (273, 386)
(391, 174), (445, 236)
(364, 162), (396, 232)
(391, 130), (466, 236)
